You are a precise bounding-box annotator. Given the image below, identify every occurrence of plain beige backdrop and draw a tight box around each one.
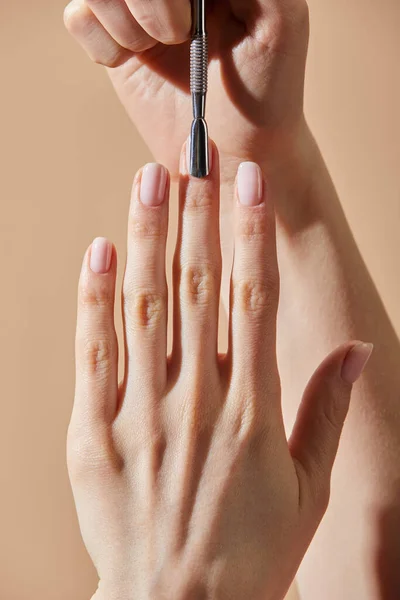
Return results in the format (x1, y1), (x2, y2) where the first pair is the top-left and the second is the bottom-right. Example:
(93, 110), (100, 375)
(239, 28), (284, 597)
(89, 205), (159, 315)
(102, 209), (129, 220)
(0, 1), (399, 599)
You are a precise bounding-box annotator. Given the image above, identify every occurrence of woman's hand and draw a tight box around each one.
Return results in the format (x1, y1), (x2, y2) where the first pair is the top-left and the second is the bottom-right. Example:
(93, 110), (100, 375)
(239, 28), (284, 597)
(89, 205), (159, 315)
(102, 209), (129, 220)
(63, 0), (309, 179)
(69, 143), (372, 600)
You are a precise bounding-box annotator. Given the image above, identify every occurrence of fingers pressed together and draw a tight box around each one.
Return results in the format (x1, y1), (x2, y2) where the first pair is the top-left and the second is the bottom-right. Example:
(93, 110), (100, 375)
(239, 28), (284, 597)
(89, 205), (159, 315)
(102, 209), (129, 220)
(74, 141), (279, 425)
(64, 0), (192, 67)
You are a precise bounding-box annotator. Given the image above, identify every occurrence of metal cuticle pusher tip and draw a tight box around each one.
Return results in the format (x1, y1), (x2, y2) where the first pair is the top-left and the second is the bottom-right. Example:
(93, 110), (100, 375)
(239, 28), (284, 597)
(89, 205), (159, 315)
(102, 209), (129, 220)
(189, 0), (209, 178)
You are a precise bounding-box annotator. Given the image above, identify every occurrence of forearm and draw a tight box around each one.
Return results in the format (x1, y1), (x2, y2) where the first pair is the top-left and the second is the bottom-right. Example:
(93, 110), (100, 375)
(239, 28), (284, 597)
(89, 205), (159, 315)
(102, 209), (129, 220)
(275, 121), (400, 598)
(274, 119), (400, 413)
(220, 119), (400, 598)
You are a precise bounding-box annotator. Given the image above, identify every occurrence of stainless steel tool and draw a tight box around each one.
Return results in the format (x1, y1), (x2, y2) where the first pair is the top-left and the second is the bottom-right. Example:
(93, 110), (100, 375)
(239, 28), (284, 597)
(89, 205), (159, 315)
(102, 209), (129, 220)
(189, 0), (209, 178)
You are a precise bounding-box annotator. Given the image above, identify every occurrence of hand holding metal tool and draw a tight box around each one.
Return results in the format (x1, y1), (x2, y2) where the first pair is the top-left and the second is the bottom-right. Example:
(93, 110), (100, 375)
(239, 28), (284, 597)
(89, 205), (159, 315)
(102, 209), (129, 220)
(189, 0), (209, 178)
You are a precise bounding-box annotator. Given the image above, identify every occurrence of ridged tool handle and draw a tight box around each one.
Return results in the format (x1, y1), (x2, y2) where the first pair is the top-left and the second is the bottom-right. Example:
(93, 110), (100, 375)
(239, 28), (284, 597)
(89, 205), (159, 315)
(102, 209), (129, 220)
(189, 0), (209, 178)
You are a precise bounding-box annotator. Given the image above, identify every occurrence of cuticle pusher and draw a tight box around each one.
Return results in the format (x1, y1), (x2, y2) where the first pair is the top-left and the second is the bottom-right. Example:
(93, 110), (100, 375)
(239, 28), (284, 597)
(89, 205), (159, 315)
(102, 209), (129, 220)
(189, 0), (209, 178)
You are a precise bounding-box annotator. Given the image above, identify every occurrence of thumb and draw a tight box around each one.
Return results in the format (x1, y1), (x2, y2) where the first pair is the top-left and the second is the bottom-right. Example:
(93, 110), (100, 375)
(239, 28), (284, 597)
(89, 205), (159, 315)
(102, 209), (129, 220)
(289, 341), (373, 509)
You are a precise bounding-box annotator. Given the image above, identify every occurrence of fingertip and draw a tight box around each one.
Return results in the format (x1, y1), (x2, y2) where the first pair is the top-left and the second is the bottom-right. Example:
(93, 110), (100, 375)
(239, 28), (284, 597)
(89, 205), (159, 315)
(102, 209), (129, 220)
(63, 0), (81, 30)
(237, 162), (264, 207)
(87, 237), (113, 274)
(139, 163), (169, 207)
(341, 342), (374, 385)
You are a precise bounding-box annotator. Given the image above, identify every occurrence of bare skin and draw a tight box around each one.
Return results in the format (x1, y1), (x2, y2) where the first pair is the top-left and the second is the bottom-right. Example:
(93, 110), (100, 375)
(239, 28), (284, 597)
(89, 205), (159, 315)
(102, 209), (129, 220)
(64, 0), (400, 597)
(69, 145), (371, 600)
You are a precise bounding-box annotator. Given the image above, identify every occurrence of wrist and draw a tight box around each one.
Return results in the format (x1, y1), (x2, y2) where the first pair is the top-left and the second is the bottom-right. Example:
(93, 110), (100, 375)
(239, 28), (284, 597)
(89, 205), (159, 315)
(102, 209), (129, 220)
(220, 117), (328, 226)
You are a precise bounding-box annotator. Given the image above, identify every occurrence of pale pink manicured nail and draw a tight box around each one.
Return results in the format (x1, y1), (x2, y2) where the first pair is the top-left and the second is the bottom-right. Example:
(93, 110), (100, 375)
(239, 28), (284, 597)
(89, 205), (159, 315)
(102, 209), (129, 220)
(90, 237), (112, 274)
(341, 342), (374, 384)
(140, 163), (167, 207)
(237, 162), (263, 206)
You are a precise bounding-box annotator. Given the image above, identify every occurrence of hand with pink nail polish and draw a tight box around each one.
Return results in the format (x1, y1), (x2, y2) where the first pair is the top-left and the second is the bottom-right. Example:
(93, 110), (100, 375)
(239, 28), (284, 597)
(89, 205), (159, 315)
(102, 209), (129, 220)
(64, 0), (309, 179)
(69, 147), (372, 600)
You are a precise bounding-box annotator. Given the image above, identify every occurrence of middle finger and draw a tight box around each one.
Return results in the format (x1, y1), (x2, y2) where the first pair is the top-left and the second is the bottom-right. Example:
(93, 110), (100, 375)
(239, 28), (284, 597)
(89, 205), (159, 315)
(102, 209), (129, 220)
(172, 141), (222, 372)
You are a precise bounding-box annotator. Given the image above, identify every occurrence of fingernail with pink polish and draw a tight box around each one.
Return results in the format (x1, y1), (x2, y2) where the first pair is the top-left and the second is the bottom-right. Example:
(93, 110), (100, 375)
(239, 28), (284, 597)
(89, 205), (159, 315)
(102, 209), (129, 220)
(90, 237), (112, 274)
(237, 162), (263, 206)
(341, 342), (374, 384)
(140, 163), (168, 207)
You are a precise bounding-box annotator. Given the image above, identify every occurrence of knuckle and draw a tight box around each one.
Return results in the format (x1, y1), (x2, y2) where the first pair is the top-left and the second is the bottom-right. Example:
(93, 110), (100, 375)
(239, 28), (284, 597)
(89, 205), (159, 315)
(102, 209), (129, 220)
(227, 391), (268, 446)
(147, 433), (168, 474)
(79, 281), (113, 309)
(184, 195), (213, 213)
(113, 418), (167, 468)
(233, 277), (277, 316)
(180, 381), (203, 419)
(63, 1), (83, 32)
(134, 9), (158, 35)
(130, 213), (165, 241)
(238, 213), (267, 242)
(174, 393), (216, 448)
(183, 181), (214, 211)
(180, 263), (218, 307)
(81, 338), (114, 376)
(294, 458), (330, 520)
(321, 404), (338, 432)
(255, 0), (309, 49)
(63, 1), (128, 67)
(67, 425), (119, 483)
(92, 48), (126, 69)
(125, 290), (166, 331)
(320, 389), (346, 434)
(308, 476), (331, 519)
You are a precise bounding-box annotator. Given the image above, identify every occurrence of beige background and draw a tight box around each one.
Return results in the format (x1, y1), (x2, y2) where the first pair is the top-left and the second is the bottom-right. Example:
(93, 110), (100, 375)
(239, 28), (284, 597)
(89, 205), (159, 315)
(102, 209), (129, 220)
(0, 1), (399, 599)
